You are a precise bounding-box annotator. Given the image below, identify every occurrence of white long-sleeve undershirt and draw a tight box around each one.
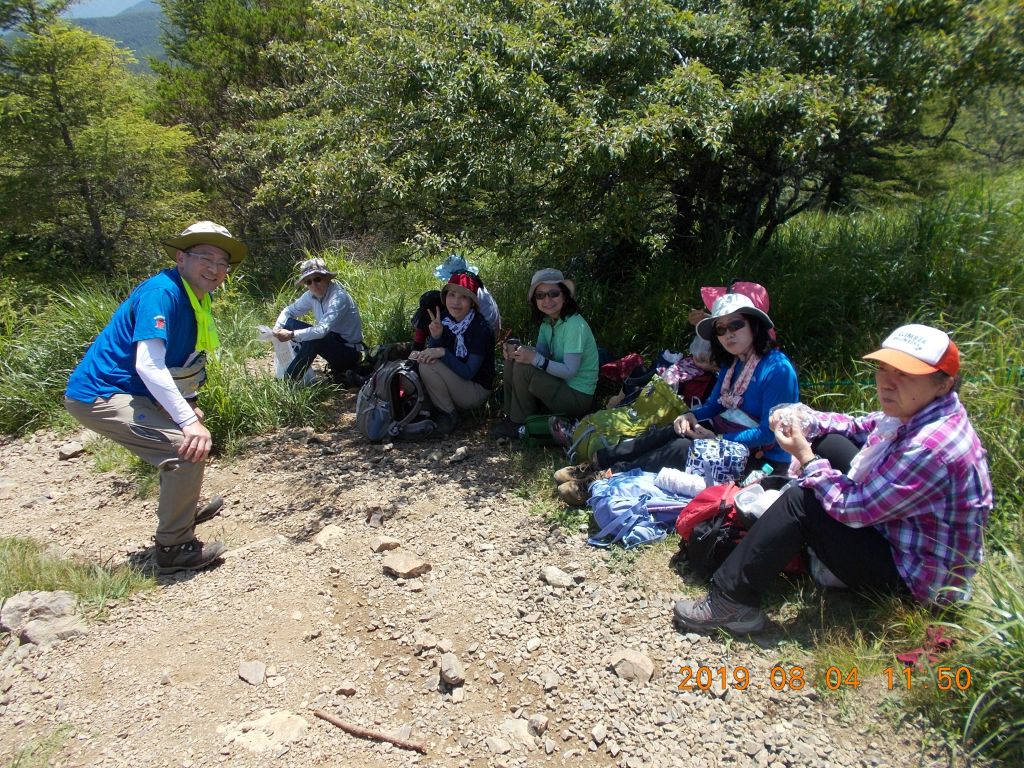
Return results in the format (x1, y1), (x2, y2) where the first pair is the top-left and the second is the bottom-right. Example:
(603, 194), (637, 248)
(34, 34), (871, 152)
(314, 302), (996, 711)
(135, 338), (197, 428)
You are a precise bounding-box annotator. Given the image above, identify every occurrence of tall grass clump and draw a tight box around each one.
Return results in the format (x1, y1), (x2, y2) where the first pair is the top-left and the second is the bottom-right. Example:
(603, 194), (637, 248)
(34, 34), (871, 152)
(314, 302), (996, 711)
(0, 282), (126, 435)
(910, 549), (1024, 764)
(197, 359), (336, 454)
(0, 537), (154, 614)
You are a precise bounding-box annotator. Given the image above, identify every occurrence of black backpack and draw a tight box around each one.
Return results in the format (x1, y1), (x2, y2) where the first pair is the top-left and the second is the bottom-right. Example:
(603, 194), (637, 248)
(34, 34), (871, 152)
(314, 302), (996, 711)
(355, 360), (435, 441)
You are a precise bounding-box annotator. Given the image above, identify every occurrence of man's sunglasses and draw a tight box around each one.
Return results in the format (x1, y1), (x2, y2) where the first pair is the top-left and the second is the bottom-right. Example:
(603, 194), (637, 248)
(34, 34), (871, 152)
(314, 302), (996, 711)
(714, 318), (748, 336)
(303, 275), (327, 286)
(534, 289), (562, 300)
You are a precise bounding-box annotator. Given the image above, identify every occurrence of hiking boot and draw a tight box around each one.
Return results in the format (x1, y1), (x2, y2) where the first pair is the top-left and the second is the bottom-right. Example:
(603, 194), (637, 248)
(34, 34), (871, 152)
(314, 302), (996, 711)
(490, 418), (522, 440)
(553, 463), (596, 485)
(557, 480), (591, 507)
(155, 538), (226, 575)
(434, 409), (458, 436)
(548, 416), (574, 448)
(194, 495), (224, 525)
(673, 588), (766, 635)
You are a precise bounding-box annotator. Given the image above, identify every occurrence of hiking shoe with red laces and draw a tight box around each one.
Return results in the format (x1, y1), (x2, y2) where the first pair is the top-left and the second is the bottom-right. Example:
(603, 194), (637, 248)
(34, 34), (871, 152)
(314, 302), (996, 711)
(548, 416), (575, 448)
(673, 589), (767, 635)
(156, 538), (226, 574)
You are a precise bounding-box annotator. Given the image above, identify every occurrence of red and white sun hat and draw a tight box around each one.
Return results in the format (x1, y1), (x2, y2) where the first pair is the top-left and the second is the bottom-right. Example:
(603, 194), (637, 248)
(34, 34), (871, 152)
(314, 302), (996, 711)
(863, 324), (960, 377)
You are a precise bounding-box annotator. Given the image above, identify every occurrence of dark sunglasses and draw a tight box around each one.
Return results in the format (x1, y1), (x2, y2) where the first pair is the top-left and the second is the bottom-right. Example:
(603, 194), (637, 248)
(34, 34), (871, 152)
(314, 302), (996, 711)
(714, 318), (748, 336)
(534, 289), (562, 301)
(303, 275), (327, 286)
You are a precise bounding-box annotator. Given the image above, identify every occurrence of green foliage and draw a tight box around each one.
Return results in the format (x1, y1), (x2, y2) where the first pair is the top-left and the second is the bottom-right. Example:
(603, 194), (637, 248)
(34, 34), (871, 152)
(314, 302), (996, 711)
(0, 282), (123, 435)
(0, 536), (155, 613)
(0, 8), (200, 273)
(907, 547), (1024, 763)
(155, 0), (1022, 272)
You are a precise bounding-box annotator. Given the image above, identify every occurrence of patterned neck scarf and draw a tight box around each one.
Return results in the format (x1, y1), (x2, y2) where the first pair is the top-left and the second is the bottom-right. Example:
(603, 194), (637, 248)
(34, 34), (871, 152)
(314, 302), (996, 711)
(847, 416), (902, 483)
(181, 279), (220, 352)
(718, 352), (761, 409)
(442, 309), (475, 358)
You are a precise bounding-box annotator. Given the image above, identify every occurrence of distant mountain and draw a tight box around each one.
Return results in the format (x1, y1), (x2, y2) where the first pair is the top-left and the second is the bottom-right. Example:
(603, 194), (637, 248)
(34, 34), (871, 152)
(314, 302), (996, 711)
(64, 0), (144, 19)
(72, 1), (165, 72)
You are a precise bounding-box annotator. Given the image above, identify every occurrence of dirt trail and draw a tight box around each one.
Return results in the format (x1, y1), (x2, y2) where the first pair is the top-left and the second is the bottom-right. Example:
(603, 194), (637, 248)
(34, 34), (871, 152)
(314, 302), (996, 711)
(0, 401), (951, 767)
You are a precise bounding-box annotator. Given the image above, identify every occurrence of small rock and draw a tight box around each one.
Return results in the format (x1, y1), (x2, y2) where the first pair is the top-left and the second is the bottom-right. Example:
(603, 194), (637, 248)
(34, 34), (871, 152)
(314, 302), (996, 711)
(602, 648), (655, 683)
(448, 446), (469, 463)
(440, 653), (465, 686)
(369, 536), (401, 553)
(485, 736), (511, 755)
(500, 718), (534, 747)
(528, 714), (549, 736)
(540, 670), (560, 691)
(313, 525), (345, 548)
(58, 442), (84, 460)
(413, 632), (437, 653)
(382, 551), (432, 579)
(0, 590), (86, 648)
(526, 637), (541, 653)
(591, 723), (607, 745)
(238, 660), (266, 686)
(334, 682), (357, 696)
(540, 566), (573, 588)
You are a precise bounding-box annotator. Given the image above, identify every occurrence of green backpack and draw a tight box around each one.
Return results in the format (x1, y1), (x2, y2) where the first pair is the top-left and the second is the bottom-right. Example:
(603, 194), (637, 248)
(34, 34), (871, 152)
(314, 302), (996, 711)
(567, 376), (687, 464)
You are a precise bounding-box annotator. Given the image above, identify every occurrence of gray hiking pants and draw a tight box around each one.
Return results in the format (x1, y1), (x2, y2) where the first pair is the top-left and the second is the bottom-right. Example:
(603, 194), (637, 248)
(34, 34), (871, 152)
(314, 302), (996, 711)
(418, 361), (490, 414)
(65, 395), (203, 546)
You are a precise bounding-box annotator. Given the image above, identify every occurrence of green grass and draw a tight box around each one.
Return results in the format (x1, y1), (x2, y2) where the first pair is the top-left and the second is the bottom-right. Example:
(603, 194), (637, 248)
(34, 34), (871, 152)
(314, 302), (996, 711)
(6, 726), (72, 768)
(916, 548), (1024, 763)
(84, 436), (159, 498)
(0, 537), (155, 615)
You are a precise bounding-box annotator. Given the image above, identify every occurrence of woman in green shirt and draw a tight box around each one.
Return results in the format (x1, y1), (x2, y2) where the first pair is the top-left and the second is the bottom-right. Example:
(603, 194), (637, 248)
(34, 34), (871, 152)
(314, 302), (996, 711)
(493, 268), (599, 439)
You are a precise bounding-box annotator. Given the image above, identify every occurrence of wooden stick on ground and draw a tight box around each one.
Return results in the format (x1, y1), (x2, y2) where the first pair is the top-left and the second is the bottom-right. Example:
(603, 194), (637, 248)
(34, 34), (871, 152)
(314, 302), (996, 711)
(312, 709), (428, 754)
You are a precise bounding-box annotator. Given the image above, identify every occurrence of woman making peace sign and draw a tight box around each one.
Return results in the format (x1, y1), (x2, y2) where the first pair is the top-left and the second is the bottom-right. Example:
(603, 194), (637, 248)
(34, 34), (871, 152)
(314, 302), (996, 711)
(408, 273), (495, 435)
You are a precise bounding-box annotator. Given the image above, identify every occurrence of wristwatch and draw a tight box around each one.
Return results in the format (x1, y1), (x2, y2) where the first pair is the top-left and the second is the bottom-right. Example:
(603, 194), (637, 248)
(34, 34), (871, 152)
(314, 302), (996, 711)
(800, 454), (824, 473)
(540, 356), (550, 371)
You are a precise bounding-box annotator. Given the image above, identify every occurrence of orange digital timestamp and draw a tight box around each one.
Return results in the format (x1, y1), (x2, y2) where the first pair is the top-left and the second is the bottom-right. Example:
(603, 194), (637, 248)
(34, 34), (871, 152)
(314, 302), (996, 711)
(676, 665), (807, 691)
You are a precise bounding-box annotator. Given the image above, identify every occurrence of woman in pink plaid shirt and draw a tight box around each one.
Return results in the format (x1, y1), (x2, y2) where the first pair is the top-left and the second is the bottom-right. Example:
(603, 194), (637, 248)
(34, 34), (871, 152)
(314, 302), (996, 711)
(674, 323), (993, 635)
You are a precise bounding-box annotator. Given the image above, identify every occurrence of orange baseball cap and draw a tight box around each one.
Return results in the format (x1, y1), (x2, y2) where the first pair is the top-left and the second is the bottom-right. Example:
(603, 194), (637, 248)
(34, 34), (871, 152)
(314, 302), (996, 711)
(863, 324), (960, 377)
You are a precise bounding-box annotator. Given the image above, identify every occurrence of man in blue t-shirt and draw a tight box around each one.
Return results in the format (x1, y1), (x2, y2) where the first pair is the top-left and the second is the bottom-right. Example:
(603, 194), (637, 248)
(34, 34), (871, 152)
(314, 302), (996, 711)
(65, 221), (247, 574)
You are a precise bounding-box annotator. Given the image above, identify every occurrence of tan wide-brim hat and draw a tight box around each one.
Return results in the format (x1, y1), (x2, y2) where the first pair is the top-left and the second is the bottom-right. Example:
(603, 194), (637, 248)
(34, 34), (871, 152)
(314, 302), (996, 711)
(163, 220), (248, 265)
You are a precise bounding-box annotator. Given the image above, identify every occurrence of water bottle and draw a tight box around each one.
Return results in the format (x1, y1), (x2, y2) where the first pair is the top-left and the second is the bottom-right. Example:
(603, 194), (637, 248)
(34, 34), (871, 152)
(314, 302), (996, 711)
(741, 462), (773, 487)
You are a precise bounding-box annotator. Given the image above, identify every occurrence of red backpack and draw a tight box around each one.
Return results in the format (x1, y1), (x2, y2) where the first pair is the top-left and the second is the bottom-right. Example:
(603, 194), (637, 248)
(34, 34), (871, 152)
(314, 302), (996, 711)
(674, 483), (741, 541)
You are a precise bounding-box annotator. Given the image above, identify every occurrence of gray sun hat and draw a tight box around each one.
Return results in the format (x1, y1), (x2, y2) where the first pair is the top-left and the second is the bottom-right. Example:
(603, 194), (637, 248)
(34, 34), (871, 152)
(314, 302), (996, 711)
(163, 220), (248, 265)
(696, 293), (774, 340)
(295, 258), (337, 286)
(528, 268), (576, 302)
